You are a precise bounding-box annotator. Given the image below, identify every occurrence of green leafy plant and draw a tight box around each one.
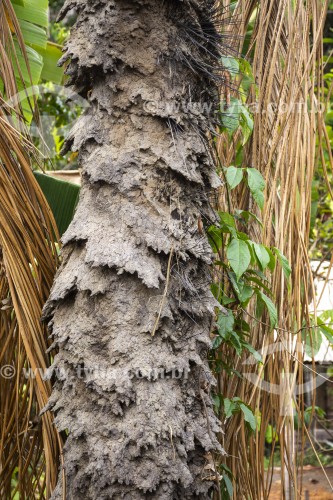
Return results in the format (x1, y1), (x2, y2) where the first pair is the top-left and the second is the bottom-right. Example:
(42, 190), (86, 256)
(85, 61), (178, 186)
(210, 52), (293, 499)
(209, 165), (284, 335)
(7, 0), (63, 116)
(34, 172), (80, 236)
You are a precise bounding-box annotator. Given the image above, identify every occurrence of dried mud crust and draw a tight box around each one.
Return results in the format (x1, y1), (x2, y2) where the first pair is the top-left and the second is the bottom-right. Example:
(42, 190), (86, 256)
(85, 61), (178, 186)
(45, 0), (225, 498)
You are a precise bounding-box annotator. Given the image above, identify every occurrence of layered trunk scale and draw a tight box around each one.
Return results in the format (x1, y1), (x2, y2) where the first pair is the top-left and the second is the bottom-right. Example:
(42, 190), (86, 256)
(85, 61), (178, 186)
(45, 0), (224, 498)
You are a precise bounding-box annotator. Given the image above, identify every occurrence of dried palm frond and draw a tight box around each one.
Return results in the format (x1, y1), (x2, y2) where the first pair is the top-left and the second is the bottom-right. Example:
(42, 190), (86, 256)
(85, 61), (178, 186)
(0, 2), (62, 499)
(216, 1), (329, 498)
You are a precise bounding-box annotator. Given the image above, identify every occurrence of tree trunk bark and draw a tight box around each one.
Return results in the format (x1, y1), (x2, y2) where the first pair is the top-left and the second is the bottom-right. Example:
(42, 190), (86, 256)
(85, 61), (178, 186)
(45, 1), (223, 498)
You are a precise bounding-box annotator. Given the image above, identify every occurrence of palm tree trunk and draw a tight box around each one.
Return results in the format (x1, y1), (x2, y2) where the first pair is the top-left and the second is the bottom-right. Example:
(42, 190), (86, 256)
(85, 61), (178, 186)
(45, 0), (223, 498)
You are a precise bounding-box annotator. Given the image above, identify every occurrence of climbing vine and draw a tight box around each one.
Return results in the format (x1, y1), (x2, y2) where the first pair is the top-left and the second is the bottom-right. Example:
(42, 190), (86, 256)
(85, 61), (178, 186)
(209, 54), (291, 498)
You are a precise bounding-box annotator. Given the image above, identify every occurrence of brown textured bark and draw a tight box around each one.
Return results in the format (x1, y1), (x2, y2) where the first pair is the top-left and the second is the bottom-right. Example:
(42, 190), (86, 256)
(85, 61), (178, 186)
(44, 1), (224, 498)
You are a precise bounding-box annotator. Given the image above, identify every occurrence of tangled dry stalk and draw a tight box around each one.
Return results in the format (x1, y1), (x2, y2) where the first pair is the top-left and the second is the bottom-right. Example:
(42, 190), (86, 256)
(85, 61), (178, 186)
(0, 2), (62, 498)
(217, 0), (330, 498)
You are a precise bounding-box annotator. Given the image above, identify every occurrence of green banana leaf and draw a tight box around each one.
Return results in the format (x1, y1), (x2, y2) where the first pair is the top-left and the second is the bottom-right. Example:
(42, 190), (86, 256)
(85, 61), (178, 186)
(38, 42), (63, 84)
(12, 0), (48, 29)
(10, 0), (64, 121)
(34, 172), (80, 237)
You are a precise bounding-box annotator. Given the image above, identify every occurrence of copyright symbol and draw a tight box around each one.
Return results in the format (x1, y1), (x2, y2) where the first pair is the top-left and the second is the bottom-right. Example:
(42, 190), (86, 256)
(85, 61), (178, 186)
(0, 365), (15, 379)
(143, 100), (157, 113)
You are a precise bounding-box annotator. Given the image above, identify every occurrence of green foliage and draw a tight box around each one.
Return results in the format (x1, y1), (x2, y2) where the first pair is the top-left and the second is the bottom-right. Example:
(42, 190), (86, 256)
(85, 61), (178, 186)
(214, 309), (262, 362)
(3, 0), (64, 128)
(227, 238), (251, 280)
(209, 167), (283, 333)
(34, 82), (85, 169)
(217, 393), (257, 498)
(212, 54), (290, 364)
(301, 309), (333, 358)
(303, 405), (326, 426)
(38, 43), (63, 84)
(223, 397), (257, 432)
(211, 55), (294, 498)
(33, 12), (83, 170)
(220, 97), (254, 144)
(224, 166), (265, 211)
(302, 326), (323, 357)
(15, 1), (84, 170)
(220, 464), (234, 500)
(265, 424), (278, 445)
(13, 0), (48, 28)
(310, 36), (333, 259)
(219, 56), (255, 147)
(34, 172), (80, 236)
(225, 165), (243, 189)
(272, 247), (291, 281)
(246, 168), (265, 209)
(221, 55), (239, 76)
(50, 22), (69, 45)
(302, 446), (333, 467)
(255, 290), (277, 329)
(264, 445), (333, 470)
(318, 309), (333, 343)
(10, 0), (64, 104)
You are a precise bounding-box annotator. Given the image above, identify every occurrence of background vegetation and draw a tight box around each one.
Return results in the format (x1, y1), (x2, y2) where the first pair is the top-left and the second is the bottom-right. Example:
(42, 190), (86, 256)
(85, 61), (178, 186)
(0, 0), (333, 498)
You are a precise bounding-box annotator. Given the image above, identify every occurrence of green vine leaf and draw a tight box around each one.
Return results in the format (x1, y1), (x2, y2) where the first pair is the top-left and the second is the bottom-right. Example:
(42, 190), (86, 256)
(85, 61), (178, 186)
(302, 327), (323, 357)
(256, 290), (278, 329)
(243, 343), (262, 363)
(252, 242), (270, 271)
(222, 474), (234, 499)
(237, 284), (254, 306)
(221, 55), (239, 77)
(225, 166), (243, 189)
(272, 247), (291, 281)
(240, 403), (257, 431)
(217, 310), (235, 337)
(266, 247), (276, 272)
(227, 238), (251, 279)
(239, 104), (254, 144)
(246, 168), (265, 209)
(223, 398), (237, 418)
